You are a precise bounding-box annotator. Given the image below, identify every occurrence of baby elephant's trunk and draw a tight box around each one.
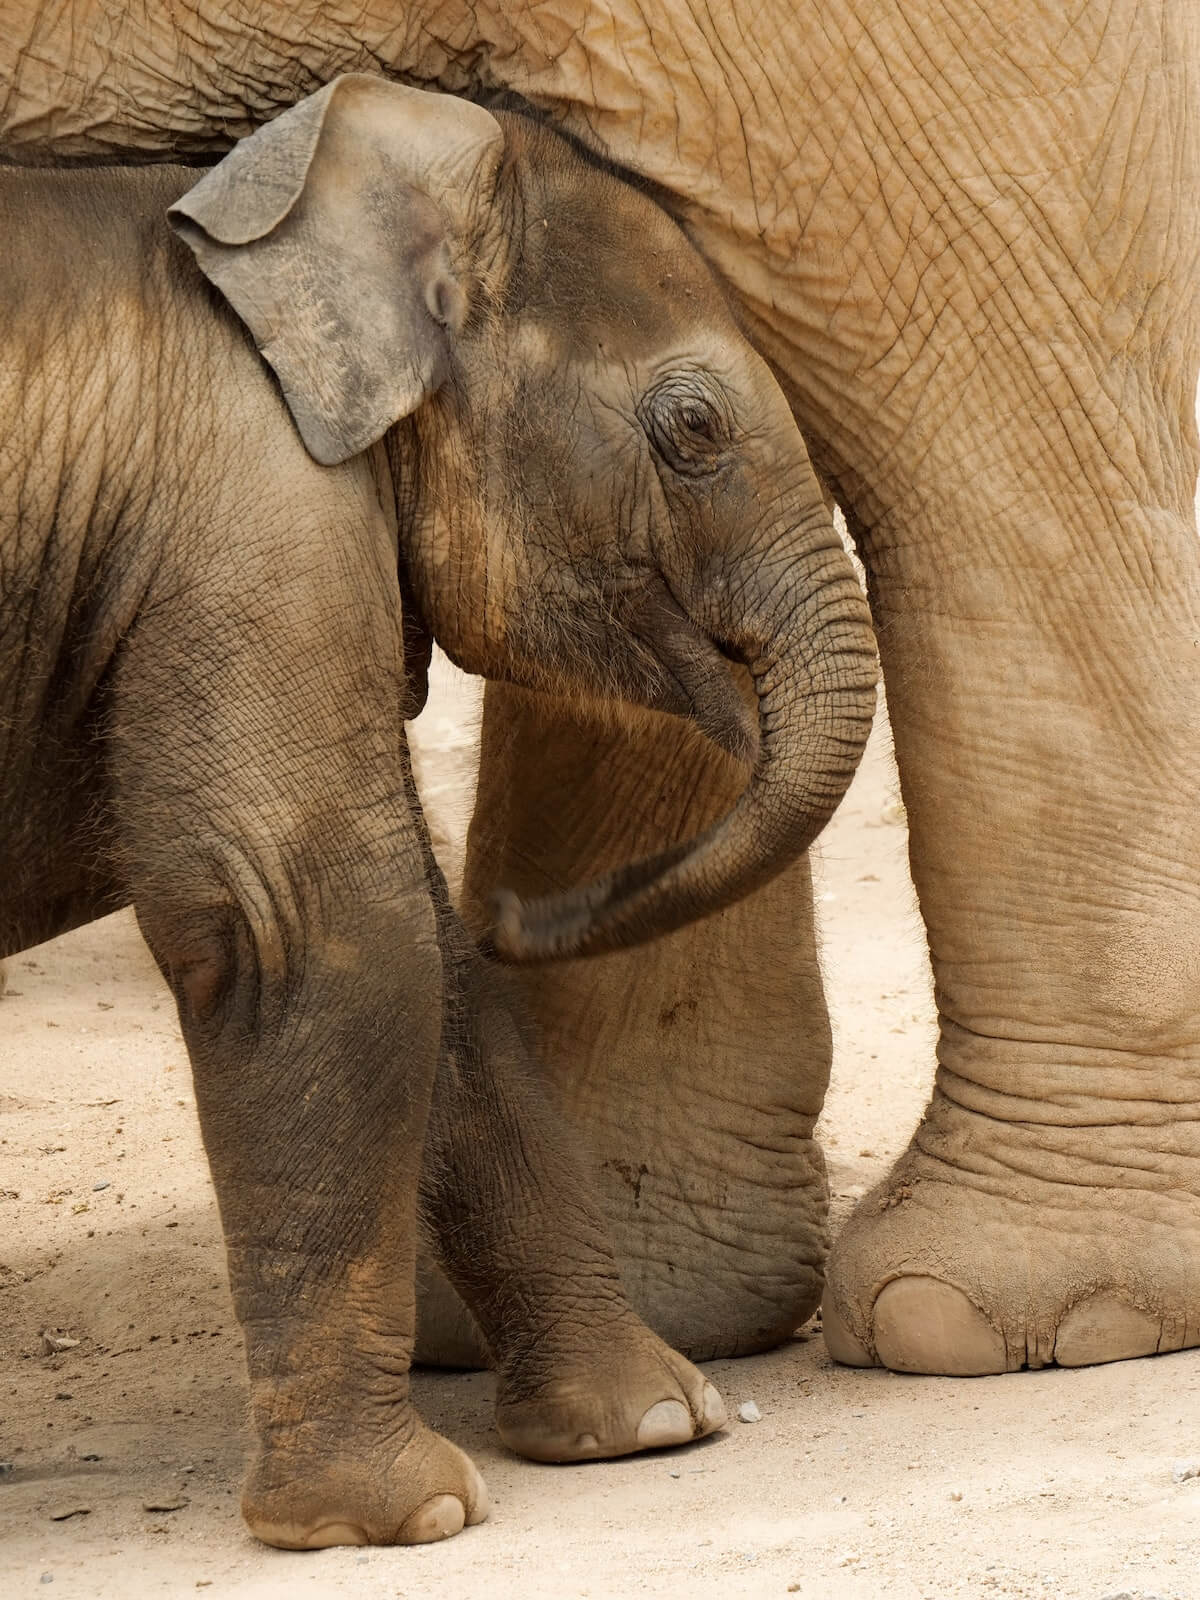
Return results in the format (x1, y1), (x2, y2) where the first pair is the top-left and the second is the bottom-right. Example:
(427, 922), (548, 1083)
(487, 517), (878, 962)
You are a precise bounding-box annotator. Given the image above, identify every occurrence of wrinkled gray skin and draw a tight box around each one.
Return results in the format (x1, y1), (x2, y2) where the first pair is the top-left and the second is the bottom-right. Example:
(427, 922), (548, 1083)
(0, 79), (876, 1545)
(4, 0), (1200, 1383)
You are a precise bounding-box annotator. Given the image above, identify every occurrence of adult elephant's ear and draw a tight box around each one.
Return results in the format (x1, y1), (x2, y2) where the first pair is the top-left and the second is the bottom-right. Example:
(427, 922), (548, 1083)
(168, 75), (504, 466)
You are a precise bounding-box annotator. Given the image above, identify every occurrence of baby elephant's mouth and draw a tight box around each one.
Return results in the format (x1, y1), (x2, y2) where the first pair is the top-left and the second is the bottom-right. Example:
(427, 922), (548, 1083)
(621, 578), (758, 766)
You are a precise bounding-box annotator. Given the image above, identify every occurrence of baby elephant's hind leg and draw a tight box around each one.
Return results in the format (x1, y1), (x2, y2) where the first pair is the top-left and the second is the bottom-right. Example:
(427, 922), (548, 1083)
(419, 904), (727, 1462)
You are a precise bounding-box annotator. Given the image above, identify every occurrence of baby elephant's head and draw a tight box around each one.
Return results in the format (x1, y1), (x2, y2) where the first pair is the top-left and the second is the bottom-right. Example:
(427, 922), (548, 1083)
(171, 75), (877, 961)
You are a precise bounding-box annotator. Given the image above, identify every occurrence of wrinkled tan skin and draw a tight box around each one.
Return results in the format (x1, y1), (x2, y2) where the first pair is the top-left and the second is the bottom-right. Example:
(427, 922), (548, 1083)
(4, 1), (1200, 1374)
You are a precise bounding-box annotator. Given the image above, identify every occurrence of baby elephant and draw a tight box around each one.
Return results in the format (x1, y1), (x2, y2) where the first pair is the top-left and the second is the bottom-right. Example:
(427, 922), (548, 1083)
(0, 78), (876, 1546)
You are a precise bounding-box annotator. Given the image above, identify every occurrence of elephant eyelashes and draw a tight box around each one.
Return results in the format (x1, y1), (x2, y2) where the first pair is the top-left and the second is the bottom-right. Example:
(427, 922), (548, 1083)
(640, 376), (733, 477)
(681, 403), (718, 440)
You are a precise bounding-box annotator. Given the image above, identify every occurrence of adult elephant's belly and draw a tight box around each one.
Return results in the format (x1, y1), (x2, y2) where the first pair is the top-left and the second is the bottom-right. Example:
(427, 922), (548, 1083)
(412, 678), (836, 1365)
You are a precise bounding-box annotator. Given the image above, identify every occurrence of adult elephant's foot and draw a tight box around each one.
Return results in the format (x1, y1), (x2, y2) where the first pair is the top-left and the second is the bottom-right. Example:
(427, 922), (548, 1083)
(493, 1309), (726, 1462)
(241, 1413), (488, 1548)
(822, 1088), (1200, 1374)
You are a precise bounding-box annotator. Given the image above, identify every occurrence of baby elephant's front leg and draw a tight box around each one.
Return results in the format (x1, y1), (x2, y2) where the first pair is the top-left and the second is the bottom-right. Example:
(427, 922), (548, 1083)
(111, 498), (485, 1548)
(169, 885), (485, 1549)
(419, 909), (727, 1461)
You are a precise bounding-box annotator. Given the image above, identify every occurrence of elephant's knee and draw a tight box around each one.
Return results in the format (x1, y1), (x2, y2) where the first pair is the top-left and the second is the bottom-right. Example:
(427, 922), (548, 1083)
(139, 893), (265, 1037)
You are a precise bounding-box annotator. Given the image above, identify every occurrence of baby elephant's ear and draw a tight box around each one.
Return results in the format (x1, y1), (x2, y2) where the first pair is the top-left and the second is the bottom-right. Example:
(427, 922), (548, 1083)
(169, 75), (504, 466)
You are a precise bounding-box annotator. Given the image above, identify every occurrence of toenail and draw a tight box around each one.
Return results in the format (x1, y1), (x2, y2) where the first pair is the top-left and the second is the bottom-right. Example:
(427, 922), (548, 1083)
(820, 1293), (874, 1367)
(464, 1460), (490, 1525)
(295, 1521), (368, 1549)
(636, 1399), (692, 1449)
(399, 1493), (467, 1544)
(700, 1382), (727, 1431)
(873, 1277), (1008, 1375)
(1054, 1294), (1161, 1367)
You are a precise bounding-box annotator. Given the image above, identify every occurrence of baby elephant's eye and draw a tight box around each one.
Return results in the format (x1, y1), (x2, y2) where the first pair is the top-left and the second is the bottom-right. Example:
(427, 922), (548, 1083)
(640, 375), (733, 477)
(681, 404), (716, 437)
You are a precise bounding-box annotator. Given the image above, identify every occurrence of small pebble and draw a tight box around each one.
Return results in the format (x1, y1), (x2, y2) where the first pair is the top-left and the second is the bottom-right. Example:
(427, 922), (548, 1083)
(738, 1401), (762, 1424)
(39, 1577), (53, 1586)
(669, 1469), (681, 1479)
(92, 1182), (109, 1192)
(949, 1490), (964, 1502)
(1171, 1458), (1200, 1483)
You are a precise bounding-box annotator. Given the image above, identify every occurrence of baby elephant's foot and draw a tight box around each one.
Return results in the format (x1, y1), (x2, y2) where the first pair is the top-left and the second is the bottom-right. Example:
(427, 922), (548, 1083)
(495, 1312), (726, 1462)
(242, 1414), (488, 1549)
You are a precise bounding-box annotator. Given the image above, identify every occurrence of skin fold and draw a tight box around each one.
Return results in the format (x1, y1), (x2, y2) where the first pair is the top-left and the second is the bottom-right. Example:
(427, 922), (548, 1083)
(3, 2), (1199, 1375)
(0, 83), (875, 1544)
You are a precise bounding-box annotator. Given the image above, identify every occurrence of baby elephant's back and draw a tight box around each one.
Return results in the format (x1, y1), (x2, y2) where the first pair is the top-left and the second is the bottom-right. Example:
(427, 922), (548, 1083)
(0, 162), (202, 350)
(0, 163), (262, 561)
(1, 166), (187, 578)
(2, 163), (206, 477)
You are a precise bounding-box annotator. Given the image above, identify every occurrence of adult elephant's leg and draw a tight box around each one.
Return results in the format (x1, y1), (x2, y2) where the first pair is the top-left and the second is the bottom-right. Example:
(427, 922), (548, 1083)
(457, 684), (832, 1361)
(823, 464), (1200, 1371)
(804, 13), (1200, 1374)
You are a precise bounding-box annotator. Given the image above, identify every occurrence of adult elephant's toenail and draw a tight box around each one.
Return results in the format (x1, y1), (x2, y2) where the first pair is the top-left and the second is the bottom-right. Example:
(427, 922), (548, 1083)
(636, 1398), (692, 1449)
(873, 1277), (1008, 1375)
(297, 1521), (369, 1548)
(1054, 1294), (1161, 1367)
(820, 1292), (875, 1367)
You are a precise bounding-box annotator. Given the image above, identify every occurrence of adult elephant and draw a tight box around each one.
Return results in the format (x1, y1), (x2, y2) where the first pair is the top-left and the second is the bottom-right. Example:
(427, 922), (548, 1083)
(5, 0), (1198, 1375)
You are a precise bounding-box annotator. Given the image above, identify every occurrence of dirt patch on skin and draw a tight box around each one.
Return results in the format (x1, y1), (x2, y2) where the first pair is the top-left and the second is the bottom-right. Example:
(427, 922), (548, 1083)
(2, 660), (1199, 1599)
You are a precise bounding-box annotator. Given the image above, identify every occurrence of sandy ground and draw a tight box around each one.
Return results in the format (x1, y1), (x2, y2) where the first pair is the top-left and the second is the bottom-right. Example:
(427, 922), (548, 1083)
(2, 661), (1199, 1600)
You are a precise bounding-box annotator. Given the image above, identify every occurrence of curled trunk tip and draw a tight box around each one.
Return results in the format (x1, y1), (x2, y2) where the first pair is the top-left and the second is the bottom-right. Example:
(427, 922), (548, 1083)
(482, 581), (878, 965)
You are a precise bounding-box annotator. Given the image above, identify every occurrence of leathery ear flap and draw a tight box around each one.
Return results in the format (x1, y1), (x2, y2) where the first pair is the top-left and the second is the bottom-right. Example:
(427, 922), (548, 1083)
(168, 75), (504, 466)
